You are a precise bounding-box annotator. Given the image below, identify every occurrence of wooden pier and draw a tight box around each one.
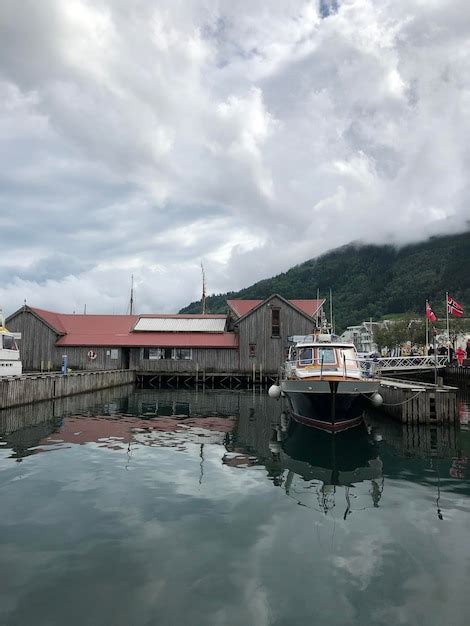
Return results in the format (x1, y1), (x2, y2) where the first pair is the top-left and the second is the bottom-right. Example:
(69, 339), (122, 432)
(136, 371), (278, 390)
(0, 370), (136, 410)
(379, 378), (458, 424)
(445, 366), (470, 388)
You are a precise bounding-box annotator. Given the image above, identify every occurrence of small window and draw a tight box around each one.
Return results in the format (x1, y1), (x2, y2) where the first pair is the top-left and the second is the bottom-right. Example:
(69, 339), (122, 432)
(271, 309), (280, 337)
(317, 347), (336, 364)
(173, 348), (192, 360)
(110, 349), (119, 360)
(3, 335), (17, 351)
(298, 347), (313, 365)
(249, 343), (256, 358)
(143, 348), (172, 360)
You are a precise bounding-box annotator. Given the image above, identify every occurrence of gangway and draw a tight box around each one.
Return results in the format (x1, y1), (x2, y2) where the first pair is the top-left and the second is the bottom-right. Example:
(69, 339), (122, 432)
(361, 355), (448, 374)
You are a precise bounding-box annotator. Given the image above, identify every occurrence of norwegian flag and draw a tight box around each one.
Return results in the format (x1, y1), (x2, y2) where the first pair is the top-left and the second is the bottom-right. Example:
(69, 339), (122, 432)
(426, 301), (437, 322)
(447, 294), (464, 318)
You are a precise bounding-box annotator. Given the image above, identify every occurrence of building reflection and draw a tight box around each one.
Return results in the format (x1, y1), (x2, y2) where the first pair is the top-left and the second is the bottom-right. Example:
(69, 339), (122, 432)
(0, 387), (238, 461)
(0, 388), (466, 505)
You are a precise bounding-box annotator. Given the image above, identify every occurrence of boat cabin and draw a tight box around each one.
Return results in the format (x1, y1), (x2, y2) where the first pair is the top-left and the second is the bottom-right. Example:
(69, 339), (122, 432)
(286, 340), (361, 379)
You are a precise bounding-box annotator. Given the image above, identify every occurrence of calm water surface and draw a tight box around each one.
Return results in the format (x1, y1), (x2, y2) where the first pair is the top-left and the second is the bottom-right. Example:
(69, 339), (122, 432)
(1, 386), (470, 626)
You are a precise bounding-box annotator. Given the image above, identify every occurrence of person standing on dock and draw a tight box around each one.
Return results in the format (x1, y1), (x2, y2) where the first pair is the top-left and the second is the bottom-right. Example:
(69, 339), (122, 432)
(456, 346), (466, 367)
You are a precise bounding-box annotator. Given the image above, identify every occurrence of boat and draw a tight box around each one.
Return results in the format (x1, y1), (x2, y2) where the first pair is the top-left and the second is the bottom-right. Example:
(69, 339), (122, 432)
(275, 324), (381, 432)
(0, 311), (22, 377)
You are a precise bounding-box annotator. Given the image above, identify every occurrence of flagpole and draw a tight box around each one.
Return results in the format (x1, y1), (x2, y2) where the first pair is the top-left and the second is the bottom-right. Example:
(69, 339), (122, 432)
(425, 300), (429, 351)
(446, 291), (450, 363)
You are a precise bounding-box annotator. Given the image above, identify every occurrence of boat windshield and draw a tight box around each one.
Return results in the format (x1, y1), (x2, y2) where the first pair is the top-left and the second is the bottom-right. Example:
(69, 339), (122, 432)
(298, 347), (313, 365)
(317, 347), (336, 364)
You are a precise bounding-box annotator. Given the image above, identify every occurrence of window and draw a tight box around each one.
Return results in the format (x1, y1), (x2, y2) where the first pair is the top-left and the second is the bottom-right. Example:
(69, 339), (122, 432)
(317, 347), (336, 364)
(110, 349), (119, 360)
(271, 308), (280, 337)
(143, 348), (192, 360)
(298, 347), (313, 365)
(249, 343), (256, 358)
(143, 348), (172, 360)
(173, 348), (192, 360)
(2, 335), (17, 350)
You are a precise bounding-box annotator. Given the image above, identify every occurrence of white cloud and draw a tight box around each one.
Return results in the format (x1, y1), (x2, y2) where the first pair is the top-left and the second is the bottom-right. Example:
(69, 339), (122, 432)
(1, 0), (469, 315)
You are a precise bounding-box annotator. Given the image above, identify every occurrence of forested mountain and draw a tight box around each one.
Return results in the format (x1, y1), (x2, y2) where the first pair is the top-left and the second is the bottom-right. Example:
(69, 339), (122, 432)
(180, 231), (470, 331)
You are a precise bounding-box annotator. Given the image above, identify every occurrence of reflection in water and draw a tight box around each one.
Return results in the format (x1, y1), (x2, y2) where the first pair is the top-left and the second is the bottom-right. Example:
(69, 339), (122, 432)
(0, 386), (238, 461)
(2, 387), (470, 626)
(226, 405), (384, 518)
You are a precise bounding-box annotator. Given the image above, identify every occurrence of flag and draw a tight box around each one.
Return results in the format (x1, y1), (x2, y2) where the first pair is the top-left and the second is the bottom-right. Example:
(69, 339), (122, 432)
(447, 294), (463, 318)
(426, 301), (437, 322)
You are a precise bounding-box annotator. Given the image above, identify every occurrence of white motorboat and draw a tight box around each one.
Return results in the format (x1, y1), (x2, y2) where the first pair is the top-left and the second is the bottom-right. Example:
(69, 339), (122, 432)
(275, 326), (381, 432)
(0, 311), (22, 377)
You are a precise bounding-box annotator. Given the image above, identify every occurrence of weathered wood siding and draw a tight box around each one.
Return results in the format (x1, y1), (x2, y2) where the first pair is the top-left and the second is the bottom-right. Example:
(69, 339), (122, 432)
(6, 309), (60, 371)
(132, 348), (239, 373)
(57, 347), (127, 371)
(237, 296), (314, 373)
(0, 370), (136, 409)
(5, 310), (128, 370)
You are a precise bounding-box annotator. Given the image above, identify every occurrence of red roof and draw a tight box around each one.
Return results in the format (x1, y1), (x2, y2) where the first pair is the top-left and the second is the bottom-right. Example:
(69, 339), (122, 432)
(227, 300), (263, 317)
(227, 298), (323, 318)
(56, 332), (238, 348)
(289, 300), (324, 317)
(30, 307), (237, 348)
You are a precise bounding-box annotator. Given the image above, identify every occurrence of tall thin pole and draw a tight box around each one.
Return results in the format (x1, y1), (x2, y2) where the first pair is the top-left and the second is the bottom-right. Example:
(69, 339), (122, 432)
(129, 274), (134, 316)
(329, 288), (333, 332)
(446, 291), (450, 362)
(316, 288), (320, 329)
(425, 300), (429, 351)
(201, 263), (206, 315)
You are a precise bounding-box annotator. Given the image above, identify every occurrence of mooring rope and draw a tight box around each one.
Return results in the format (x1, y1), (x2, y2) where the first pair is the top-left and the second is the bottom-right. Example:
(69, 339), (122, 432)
(363, 389), (424, 407)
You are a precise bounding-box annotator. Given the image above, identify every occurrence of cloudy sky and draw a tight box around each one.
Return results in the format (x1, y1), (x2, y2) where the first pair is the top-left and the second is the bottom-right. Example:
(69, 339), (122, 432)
(1, 0), (469, 315)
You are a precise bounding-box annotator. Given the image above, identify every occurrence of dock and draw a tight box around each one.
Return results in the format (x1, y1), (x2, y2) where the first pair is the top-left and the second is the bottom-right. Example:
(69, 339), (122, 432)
(379, 378), (458, 424)
(0, 370), (135, 410)
(136, 371), (278, 390)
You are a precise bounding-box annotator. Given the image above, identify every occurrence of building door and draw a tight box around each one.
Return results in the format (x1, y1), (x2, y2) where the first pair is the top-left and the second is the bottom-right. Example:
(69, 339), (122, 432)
(122, 348), (130, 369)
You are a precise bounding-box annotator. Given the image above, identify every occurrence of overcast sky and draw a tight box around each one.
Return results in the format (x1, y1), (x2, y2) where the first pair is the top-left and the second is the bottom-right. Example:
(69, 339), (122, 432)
(1, 0), (469, 316)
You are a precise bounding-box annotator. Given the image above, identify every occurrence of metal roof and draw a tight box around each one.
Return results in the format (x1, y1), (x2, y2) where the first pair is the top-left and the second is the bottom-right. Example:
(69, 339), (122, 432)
(26, 307), (235, 348)
(133, 317), (226, 332)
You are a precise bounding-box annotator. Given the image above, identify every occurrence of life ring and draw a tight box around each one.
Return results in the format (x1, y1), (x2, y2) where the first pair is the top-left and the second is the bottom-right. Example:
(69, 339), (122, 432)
(87, 350), (97, 361)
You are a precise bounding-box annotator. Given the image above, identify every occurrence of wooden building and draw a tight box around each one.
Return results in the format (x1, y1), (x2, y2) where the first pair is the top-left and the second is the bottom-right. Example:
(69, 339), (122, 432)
(6, 295), (324, 376)
(228, 295), (324, 373)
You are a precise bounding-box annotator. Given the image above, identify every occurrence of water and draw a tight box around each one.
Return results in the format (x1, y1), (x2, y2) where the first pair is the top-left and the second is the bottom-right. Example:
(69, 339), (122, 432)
(1, 386), (470, 626)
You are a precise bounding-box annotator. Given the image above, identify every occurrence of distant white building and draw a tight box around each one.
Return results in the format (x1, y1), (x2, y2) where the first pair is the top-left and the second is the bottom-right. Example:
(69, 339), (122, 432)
(340, 321), (380, 354)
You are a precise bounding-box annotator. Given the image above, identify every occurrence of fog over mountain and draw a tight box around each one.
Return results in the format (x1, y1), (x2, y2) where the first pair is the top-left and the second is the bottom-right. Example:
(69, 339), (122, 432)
(1, 1), (469, 315)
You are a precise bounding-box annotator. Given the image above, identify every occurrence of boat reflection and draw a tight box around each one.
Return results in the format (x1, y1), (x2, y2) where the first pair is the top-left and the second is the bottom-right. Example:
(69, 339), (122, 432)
(272, 413), (383, 516)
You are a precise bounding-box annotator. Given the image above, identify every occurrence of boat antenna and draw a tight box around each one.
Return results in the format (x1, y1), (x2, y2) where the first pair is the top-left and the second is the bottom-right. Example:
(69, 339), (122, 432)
(316, 288), (320, 329)
(129, 274), (135, 315)
(201, 263), (206, 314)
(329, 288), (334, 333)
